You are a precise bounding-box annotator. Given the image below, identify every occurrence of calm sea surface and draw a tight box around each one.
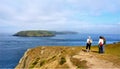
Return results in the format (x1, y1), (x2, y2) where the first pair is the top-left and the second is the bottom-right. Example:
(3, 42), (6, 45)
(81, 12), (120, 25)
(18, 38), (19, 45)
(0, 33), (120, 68)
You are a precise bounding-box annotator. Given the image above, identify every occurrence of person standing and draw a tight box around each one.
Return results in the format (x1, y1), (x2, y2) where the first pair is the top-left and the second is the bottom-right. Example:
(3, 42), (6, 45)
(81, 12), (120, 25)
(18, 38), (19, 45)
(98, 36), (104, 53)
(102, 36), (106, 53)
(86, 36), (92, 52)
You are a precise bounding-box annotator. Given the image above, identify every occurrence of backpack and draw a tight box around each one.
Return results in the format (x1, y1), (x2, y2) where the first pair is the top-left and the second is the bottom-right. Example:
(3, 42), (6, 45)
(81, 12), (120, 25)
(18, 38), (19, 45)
(104, 39), (106, 45)
(99, 42), (103, 46)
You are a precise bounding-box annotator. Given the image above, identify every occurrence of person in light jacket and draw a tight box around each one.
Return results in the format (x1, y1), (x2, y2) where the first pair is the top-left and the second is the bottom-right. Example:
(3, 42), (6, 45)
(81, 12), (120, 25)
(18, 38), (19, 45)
(86, 36), (92, 52)
(98, 36), (104, 53)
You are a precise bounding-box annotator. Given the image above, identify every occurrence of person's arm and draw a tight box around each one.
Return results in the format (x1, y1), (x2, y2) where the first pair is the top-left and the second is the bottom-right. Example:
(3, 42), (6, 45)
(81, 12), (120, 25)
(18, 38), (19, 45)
(98, 39), (101, 44)
(90, 39), (92, 43)
(87, 39), (89, 43)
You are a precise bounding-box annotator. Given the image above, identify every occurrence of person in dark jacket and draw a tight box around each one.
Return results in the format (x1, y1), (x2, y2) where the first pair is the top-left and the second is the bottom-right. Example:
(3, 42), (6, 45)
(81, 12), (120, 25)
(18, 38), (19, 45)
(86, 36), (92, 52)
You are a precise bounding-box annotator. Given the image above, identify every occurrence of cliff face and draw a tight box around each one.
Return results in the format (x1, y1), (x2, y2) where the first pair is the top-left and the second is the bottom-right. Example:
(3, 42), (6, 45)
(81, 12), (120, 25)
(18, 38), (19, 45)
(15, 46), (83, 69)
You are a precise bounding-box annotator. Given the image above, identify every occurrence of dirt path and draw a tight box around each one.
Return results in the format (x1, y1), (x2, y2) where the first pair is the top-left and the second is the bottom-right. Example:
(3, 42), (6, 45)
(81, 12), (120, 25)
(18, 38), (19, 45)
(66, 55), (77, 69)
(72, 51), (119, 69)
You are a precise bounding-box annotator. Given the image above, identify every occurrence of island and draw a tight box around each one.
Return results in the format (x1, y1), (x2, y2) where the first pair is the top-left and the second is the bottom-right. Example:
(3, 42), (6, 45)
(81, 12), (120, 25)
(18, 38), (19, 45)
(13, 30), (55, 37)
(13, 30), (78, 37)
(52, 31), (78, 35)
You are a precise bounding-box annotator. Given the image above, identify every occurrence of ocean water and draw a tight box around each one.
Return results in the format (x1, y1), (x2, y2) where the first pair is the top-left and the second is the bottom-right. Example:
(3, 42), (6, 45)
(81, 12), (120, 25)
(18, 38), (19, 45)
(0, 33), (120, 68)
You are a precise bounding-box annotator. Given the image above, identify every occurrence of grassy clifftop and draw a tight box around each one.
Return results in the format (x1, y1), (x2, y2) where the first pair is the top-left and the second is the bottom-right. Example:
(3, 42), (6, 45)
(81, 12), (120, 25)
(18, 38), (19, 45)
(15, 46), (86, 69)
(15, 43), (120, 69)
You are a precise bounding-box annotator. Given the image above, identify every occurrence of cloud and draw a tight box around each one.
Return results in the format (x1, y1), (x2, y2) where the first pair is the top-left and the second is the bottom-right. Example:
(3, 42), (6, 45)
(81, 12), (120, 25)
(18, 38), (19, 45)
(67, 0), (120, 13)
(0, 0), (120, 34)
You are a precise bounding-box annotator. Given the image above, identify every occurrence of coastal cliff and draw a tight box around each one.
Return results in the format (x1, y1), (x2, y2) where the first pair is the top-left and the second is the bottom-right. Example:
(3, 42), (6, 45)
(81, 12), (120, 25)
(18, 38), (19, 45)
(15, 43), (120, 69)
(15, 46), (85, 69)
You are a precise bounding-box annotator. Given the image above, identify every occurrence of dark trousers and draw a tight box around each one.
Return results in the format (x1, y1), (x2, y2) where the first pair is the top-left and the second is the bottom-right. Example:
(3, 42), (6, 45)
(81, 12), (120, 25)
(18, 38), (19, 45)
(99, 46), (104, 53)
(86, 43), (91, 50)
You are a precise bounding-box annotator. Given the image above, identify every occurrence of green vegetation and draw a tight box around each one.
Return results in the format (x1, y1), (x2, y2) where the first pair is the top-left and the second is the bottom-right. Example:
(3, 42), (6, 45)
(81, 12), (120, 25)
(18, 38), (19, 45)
(52, 31), (78, 34)
(105, 43), (120, 56)
(16, 43), (120, 68)
(70, 58), (88, 69)
(59, 57), (66, 65)
(13, 30), (55, 37)
(30, 58), (40, 68)
(47, 55), (56, 62)
(13, 30), (78, 37)
(91, 43), (120, 67)
(103, 43), (120, 66)
(40, 60), (46, 67)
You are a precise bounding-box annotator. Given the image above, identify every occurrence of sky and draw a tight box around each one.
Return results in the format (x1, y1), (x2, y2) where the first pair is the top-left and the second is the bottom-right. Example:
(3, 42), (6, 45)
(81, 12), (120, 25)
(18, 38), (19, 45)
(0, 0), (120, 34)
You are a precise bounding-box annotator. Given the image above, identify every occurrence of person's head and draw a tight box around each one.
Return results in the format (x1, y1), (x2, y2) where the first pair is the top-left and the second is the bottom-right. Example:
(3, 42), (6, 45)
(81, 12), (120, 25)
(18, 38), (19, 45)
(99, 36), (103, 39)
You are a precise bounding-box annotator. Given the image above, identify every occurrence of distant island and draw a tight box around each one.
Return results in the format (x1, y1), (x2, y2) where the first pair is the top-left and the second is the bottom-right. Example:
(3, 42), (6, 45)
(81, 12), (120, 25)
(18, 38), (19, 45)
(13, 30), (78, 37)
(13, 30), (55, 37)
(52, 31), (78, 35)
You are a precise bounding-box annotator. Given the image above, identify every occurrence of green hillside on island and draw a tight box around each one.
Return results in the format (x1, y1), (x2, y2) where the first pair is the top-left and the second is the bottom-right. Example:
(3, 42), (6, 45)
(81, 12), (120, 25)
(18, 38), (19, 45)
(15, 43), (120, 69)
(13, 30), (78, 37)
(13, 30), (55, 37)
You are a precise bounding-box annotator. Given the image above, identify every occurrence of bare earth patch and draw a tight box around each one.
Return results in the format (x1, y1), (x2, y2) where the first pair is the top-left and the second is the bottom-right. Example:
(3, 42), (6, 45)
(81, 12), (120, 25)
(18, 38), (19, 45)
(72, 50), (119, 69)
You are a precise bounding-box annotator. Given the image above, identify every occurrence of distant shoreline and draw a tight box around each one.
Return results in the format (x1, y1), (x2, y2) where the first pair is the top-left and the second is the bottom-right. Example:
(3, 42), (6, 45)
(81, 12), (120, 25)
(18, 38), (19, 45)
(13, 30), (78, 37)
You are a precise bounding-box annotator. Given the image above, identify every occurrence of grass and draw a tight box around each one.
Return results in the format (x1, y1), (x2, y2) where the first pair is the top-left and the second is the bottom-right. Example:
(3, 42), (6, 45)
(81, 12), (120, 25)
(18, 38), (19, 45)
(70, 57), (88, 69)
(104, 43), (120, 66)
(40, 60), (46, 67)
(91, 43), (120, 67)
(18, 43), (120, 68)
(106, 43), (120, 56)
(29, 58), (40, 68)
(59, 57), (66, 65)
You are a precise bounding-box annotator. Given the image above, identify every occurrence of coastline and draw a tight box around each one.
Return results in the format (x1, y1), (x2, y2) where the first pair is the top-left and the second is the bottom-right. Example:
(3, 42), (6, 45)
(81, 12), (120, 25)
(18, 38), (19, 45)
(15, 43), (120, 69)
(0, 33), (120, 68)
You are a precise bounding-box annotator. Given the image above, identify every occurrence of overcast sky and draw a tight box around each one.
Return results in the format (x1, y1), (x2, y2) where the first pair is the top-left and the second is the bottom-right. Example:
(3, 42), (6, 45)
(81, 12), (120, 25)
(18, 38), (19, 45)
(0, 0), (120, 34)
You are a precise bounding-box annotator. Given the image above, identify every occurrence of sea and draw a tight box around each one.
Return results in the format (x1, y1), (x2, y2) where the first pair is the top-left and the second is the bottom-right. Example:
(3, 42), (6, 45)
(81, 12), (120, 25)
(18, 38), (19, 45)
(0, 33), (120, 68)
